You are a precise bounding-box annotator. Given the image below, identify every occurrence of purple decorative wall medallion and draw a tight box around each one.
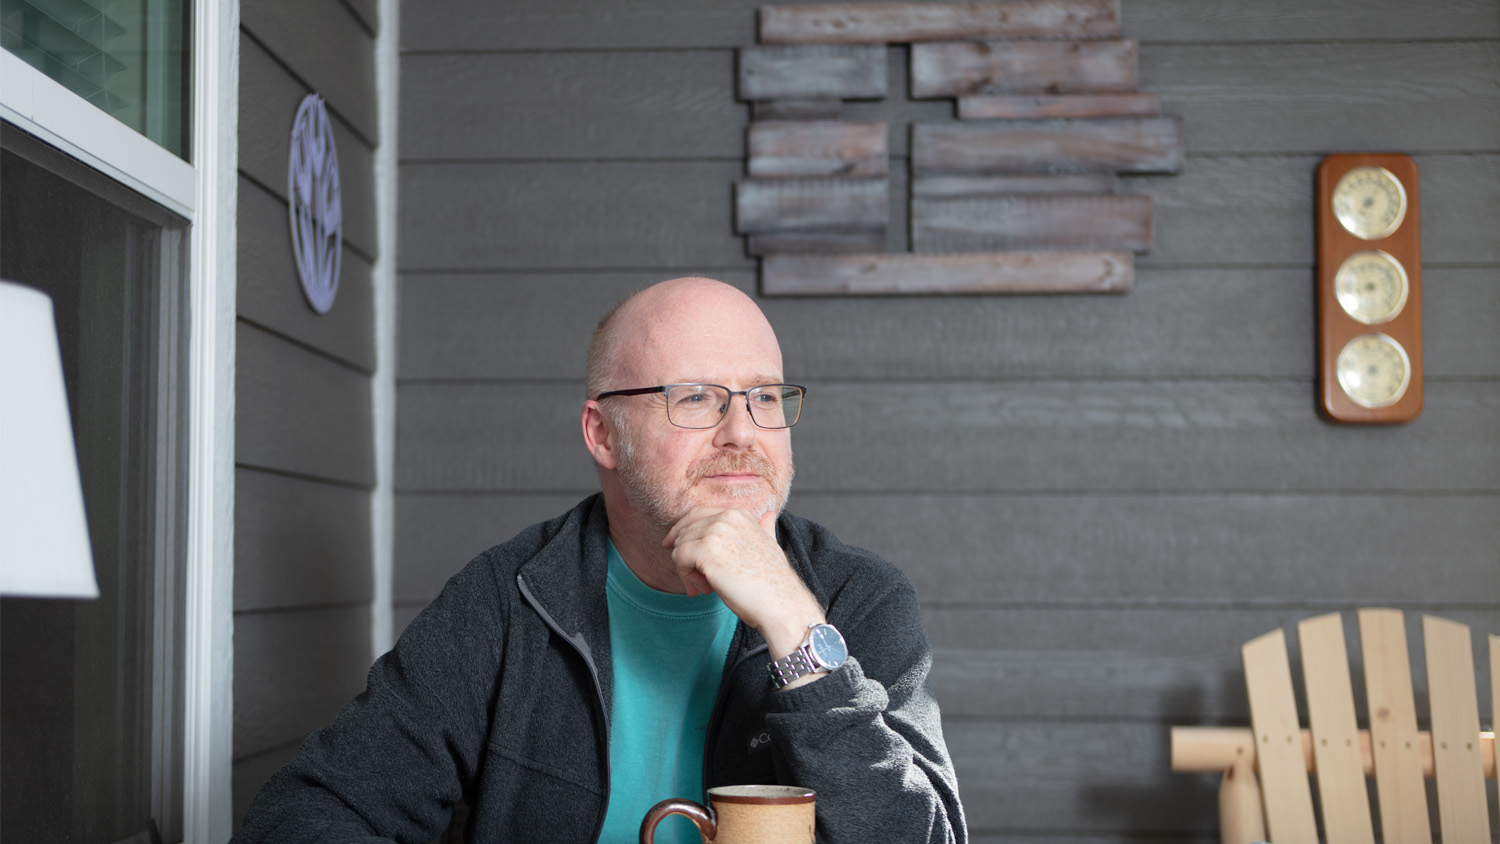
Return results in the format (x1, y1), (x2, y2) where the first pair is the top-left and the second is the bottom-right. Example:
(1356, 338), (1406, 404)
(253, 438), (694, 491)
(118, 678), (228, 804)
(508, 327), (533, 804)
(288, 93), (342, 314)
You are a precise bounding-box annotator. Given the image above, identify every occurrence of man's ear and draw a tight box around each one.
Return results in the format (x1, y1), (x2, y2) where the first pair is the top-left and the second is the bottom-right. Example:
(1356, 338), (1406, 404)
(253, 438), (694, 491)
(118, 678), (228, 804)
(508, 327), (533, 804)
(581, 401), (620, 470)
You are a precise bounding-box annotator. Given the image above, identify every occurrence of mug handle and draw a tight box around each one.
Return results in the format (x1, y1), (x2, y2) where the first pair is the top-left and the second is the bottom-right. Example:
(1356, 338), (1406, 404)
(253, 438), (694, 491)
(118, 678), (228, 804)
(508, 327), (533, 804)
(640, 797), (717, 844)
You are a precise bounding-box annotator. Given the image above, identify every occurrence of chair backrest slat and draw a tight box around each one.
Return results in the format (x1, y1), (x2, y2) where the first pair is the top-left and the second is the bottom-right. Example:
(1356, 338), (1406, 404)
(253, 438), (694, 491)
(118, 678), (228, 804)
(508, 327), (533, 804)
(1422, 614), (1491, 840)
(1298, 612), (1374, 844)
(1244, 628), (1318, 843)
(1491, 633), (1499, 832)
(1356, 608), (1432, 844)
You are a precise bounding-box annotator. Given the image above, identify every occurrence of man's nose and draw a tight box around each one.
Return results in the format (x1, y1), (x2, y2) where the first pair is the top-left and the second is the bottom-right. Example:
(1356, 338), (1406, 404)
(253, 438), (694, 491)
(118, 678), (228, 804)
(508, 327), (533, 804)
(713, 394), (759, 447)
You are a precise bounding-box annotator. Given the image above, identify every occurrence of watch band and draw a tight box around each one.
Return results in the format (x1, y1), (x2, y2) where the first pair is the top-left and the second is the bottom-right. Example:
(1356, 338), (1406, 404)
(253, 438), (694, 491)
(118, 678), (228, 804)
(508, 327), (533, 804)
(768, 647), (821, 688)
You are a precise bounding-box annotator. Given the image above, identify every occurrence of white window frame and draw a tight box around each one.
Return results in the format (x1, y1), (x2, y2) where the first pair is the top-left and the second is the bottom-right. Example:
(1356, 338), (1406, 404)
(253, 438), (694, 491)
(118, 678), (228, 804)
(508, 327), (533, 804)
(0, 1), (238, 840)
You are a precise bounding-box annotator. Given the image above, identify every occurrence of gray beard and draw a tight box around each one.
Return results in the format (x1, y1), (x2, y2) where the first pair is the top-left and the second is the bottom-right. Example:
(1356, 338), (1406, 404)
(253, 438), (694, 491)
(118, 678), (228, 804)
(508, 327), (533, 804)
(611, 409), (793, 532)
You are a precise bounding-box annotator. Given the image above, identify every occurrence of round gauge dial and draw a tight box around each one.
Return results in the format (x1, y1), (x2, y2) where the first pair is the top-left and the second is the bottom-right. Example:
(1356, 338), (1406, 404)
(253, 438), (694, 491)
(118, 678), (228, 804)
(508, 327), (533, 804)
(1336, 334), (1411, 409)
(1334, 250), (1409, 324)
(1332, 166), (1407, 240)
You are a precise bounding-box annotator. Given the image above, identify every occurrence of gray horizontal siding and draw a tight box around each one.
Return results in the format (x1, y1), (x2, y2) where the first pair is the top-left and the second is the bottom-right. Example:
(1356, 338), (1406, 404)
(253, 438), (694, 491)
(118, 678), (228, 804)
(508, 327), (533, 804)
(234, 0), (381, 829)
(397, 266), (1499, 381)
(394, 492), (1500, 609)
(400, 50), (747, 161)
(237, 321), (375, 486)
(242, 0), (378, 144)
(399, 160), (752, 271)
(233, 605), (373, 760)
(400, 0), (1500, 51)
(235, 467), (374, 612)
(925, 606), (1500, 722)
(398, 42), (1499, 163)
(1132, 153), (1500, 267)
(395, 380), (1500, 493)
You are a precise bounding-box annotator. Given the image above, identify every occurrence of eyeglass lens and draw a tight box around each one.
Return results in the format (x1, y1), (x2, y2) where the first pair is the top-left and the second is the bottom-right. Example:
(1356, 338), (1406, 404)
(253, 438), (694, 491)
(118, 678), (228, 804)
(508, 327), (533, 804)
(665, 384), (803, 429)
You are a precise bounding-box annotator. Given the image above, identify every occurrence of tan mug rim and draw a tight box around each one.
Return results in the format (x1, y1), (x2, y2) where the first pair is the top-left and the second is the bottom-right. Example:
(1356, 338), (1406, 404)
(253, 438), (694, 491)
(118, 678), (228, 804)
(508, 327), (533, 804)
(708, 785), (815, 805)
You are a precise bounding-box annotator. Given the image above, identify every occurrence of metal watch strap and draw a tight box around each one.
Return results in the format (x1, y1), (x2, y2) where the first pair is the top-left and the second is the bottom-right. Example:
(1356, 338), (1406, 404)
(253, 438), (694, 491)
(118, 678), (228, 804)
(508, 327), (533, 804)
(768, 646), (820, 688)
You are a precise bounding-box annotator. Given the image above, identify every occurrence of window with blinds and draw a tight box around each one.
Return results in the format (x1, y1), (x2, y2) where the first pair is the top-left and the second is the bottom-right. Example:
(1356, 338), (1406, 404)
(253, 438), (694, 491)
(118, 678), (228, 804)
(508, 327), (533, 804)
(1, 0), (190, 158)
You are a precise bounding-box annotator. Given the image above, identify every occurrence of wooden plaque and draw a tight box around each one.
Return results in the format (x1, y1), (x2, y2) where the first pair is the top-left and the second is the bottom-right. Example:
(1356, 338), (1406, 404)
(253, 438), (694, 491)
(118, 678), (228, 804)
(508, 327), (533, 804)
(1316, 154), (1423, 423)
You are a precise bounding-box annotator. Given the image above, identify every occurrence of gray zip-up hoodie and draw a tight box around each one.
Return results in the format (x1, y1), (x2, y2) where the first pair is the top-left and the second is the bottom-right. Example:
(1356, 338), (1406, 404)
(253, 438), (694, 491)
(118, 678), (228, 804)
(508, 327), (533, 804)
(233, 495), (966, 843)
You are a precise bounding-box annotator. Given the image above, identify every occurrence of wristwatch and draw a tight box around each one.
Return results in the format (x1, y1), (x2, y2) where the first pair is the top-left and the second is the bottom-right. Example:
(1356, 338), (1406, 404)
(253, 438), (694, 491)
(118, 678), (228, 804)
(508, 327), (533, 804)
(768, 623), (848, 689)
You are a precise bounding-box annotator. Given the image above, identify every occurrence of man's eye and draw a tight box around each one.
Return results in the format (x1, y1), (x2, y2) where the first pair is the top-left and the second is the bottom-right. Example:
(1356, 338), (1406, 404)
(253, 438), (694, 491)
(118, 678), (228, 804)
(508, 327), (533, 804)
(675, 392), (710, 405)
(752, 392), (781, 404)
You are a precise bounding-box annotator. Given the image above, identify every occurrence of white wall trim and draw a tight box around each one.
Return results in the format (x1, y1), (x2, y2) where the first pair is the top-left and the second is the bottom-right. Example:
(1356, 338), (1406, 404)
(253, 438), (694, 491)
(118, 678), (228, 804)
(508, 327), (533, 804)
(370, 0), (401, 658)
(0, 50), (197, 219)
(181, 0), (238, 840)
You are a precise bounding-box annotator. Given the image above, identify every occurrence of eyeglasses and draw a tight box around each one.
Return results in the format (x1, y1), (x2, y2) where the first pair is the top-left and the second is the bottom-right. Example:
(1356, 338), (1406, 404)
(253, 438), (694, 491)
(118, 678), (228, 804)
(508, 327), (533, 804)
(595, 383), (806, 430)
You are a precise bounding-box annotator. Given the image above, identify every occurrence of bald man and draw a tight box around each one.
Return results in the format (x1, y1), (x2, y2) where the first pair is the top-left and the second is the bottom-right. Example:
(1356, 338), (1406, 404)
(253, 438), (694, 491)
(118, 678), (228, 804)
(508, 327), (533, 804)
(234, 279), (966, 844)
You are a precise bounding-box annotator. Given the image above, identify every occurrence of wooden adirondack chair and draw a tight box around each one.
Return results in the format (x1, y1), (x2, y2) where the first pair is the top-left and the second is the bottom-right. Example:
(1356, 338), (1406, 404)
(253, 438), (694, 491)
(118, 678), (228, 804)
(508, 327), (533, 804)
(1171, 609), (1498, 844)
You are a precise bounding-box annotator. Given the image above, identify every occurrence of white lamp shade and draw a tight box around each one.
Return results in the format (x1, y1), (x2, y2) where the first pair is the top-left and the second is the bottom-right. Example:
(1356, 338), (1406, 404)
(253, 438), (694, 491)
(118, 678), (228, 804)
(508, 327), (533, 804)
(0, 280), (99, 598)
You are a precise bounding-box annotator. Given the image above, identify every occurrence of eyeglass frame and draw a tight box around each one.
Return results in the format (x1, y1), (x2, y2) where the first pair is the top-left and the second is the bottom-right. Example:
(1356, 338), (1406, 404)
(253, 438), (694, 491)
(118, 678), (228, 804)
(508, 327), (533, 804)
(593, 382), (807, 430)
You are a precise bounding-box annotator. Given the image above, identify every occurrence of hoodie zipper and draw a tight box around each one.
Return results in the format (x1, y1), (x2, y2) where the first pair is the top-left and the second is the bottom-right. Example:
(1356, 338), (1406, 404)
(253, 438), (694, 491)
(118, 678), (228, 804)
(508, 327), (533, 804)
(517, 573), (612, 844)
(702, 627), (769, 792)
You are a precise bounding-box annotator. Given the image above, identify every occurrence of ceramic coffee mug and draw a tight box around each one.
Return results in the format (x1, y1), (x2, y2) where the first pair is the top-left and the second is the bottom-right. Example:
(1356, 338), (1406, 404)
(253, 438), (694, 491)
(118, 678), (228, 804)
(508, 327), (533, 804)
(639, 784), (815, 844)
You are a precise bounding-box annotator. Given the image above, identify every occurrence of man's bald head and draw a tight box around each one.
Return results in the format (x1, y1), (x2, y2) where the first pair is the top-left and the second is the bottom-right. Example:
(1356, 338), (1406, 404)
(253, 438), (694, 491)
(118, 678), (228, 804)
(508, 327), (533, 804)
(586, 277), (780, 398)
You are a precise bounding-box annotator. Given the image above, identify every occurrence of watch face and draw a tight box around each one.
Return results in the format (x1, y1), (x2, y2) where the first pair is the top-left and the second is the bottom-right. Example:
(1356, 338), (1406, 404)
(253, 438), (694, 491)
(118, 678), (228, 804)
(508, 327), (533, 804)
(1332, 166), (1407, 240)
(1336, 333), (1411, 408)
(1334, 250), (1409, 324)
(806, 624), (848, 670)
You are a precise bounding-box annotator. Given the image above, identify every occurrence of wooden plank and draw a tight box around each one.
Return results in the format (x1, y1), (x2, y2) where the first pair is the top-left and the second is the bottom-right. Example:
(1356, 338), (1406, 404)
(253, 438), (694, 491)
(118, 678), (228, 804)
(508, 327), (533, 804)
(959, 93), (1159, 119)
(737, 44), (886, 101)
(239, 32), (378, 260)
(752, 99), (843, 121)
(1422, 615), (1492, 840)
(913, 117), (1185, 175)
(759, 1), (1122, 44)
(400, 0), (1497, 50)
(746, 230), (888, 255)
(399, 161), (753, 271)
(844, 45), (961, 158)
(762, 251), (1132, 294)
(233, 606), (372, 759)
(1297, 613), (1375, 844)
(748, 120), (887, 178)
(236, 322), (374, 487)
(235, 467), (373, 613)
(913, 174), (1117, 196)
(911, 40), (1138, 98)
(396, 380), (1500, 494)
(734, 177), (888, 233)
(911, 194), (1152, 252)
(1493, 634), (1500, 834)
(1242, 629), (1319, 844)
(400, 50), (744, 161)
(1141, 42), (1500, 155)
(1357, 608), (1432, 844)
(240, 0), (378, 145)
(1172, 727), (1497, 779)
(238, 176), (375, 373)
